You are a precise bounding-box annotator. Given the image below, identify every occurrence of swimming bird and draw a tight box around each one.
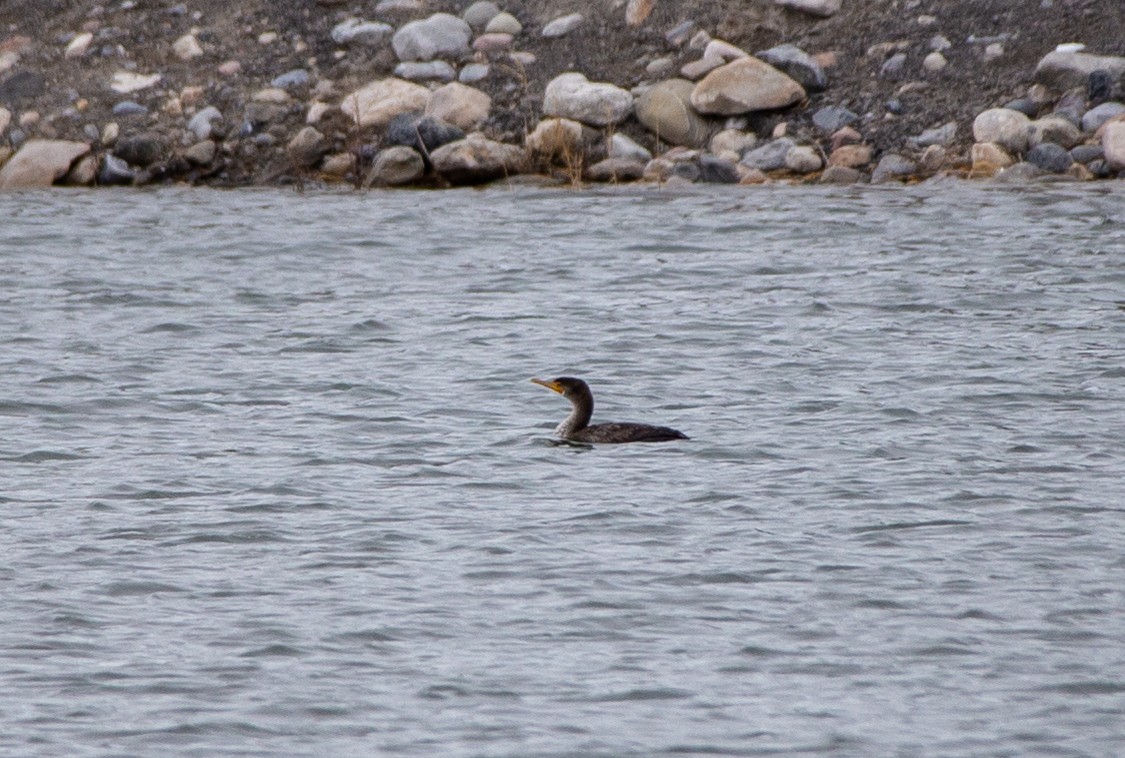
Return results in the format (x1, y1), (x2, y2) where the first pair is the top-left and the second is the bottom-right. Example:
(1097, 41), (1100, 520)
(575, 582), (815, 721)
(531, 376), (689, 444)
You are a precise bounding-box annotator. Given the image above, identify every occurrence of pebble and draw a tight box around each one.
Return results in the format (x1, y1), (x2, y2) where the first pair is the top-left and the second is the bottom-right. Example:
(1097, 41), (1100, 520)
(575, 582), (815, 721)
(909, 121), (956, 148)
(286, 126), (326, 167)
(0, 106), (9, 135)
(740, 138), (795, 171)
(710, 128), (757, 156)
(393, 13), (472, 62)
(970, 142), (1015, 175)
(785, 145), (823, 173)
(1103, 122), (1125, 171)
(698, 155), (740, 183)
(983, 43), (1004, 62)
(114, 132), (164, 166)
(252, 87), (290, 104)
(812, 106), (859, 132)
(394, 61), (456, 82)
(430, 134), (526, 185)
(65, 32), (94, 59)
(386, 113), (464, 155)
(98, 153), (135, 185)
(424, 82), (491, 132)
(272, 69), (310, 89)
(831, 126), (862, 150)
(828, 144), (871, 168)
(110, 71), (162, 93)
(1082, 102), (1125, 133)
(930, 35), (951, 52)
(690, 57), (806, 115)
(82, 123), (99, 141)
(1002, 98), (1038, 118)
(485, 13), (522, 36)
(217, 60), (241, 76)
(184, 139), (216, 165)
(543, 72), (633, 127)
(756, 44), (827, 91)
(473, 33), (513, 53)
(820, 165), (862, 184)
(367, 145), (425, 186)
(665, 21), (694, 48)
(331, 19), (393, 47)
(880, 52), (907, 77)
(586, 157), (645, 183)
(111, 100), (148, 116)
(634, 78), (710, 147)
(973, 108), (1031, 153)
(258, 32), (278, 45)
(1069, 144), (1103, 165)
(870, 153), (917, 183)
(542, 13), (584, 39)
(681, 56), (724, 80)
(609, 133), (652, 163)
(775, 0), (842, 18)
(341, 78), (433, 128)
(1029, 114), (1081, 149)
(187, 106), (222, 140)
(172, 33), (203, 60)
(922, 52), (946, 72)
(688, 30), (711, 51)
(461, 1), (501, 32)
(646, 57), (674, 76)
(101, 122), (119, 145)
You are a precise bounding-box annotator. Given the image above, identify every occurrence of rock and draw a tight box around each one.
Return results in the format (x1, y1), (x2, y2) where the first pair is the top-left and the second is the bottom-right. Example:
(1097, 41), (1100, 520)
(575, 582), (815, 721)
(63, 154), (97, 186)
(252, 87), (290, 104)
(881, 52), (907, 77)
(635, 78), (710, 147)
(386, 113), (465, 155)
(526, 118), (598, 162)
(585, 156), (645, 182)
(110, 71), (162, 94)
(1026, 142), (1073, 173)
(184, 140), (216, 165)
(485, 13), (522, 35)
(972, 108), (1031, 154)
(704, 40), (750, 62)
(0, 71), (45, 103)
(459, 64), (490, 84)
(340, 78), (431, 128)
(609, 133), (652, 163)
(510, 51), (536, 66)
(828, 144), (871, 168)
(970, 142), (1015, 175)
(755, 44), (827, 91)
(112, 101), (148, 117)
(1088, 70), (1114, 103)
(1070, 144), (1103, 165)
(665, 21), (695, 47)
(918, 144), (946, 173)
(647, 57), (674, 76)
(394, 61), (456, 82)
(272, 69), (310, 89)
(424, 82), (490, 131)
(1035, 51), (1125, 91)
(307, 102), (331, 124)
(462, 1), (501, 32)
(0, 139), (90, 189)
(698, 155), (740, 183)
(1052, 89), (1086, 127)
(870, 153), (916, 183)
(784, 145), (822, 173)
(820, 165), (862, 184)
(1103, 122), (1125, 171)
(831, 126), (862, 150)
(98, 153), (135, 185)
(542, 13), (584, 38)
(472, 33), (513, 53)
(258, 32), (278, 45)
(187, 106), (222, 139)
(626, 0), (656, 27)
(392, 13), (472, 62)
(930, 35), (952, 52)
(0, 107), (9, 135)
(710, 128), (756, 156)
(114, 133), (164, 167)
(774, 0), (841, 17)
(812, 106), (859, 132)
(740, 138), (795, 171)
(287, 126), (326, 167)
(172, 33), (203, 60)
(102, 122), (119, 145)
(1028, 114), (1082, 149)
(681, 55), (725, 81)
(217, 60), (241, 77)
(908, 121), (956, 148)
(1003, 98), (1039, 118)
(691, 57), (805, 115)
(738, 166), (770, 184)
(331, 19), (393, 47)
(65, 32), (94, 59)
(430, 134), (526, 184)
(320, 152), (353, 179)
(983, 43), (1004, 63)
(367, 145), (425, 185)
(543, 72), (633, 127)
(1082, 102), (1125, 133)
(922, 52), (946, 72)
(993, 162), (1042, 183)
(1087, 159), (1114, 178)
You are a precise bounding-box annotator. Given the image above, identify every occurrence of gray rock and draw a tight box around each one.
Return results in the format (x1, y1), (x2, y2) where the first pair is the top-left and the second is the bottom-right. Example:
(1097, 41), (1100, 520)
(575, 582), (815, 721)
(690, 57), (805, 115)
(112, 100), (148, 117)
(634, 78), (711, 147)
(908, 121), (957, 148)
(98, 153), (135, 185)
(394, 61), (456, 82)
(114, 133), (164, 167)
(1103, 122), (1125, 171)
(0, 71), (46, 103)
(430, 134), (526, 184)
(755, 43), (827, 91)
(184, 140), (216, 165)
(585, 157), (645, 182)
(542, 13), (583, 38)
(820, 165), (862, 184)
(424, 82), (491, 131)
(993, 162), (1043, 183)
(870, 153), (916, 183)
(331, 18), (393, 47)
(665, 20), (694, 47)
(812, 106), (859, 133)
(0, 139), (91, 189)
(485, 13), (522, 35)
(1029, 114), (1082, 149)
(608, 133), (652, 163)
(385, 113), (465, 155)
(784, 145), (823, 173)
(392, 13), (472, 62)
(187, 106), (222, 140)
(459, 63), (490, 83)
(972, 108), (1031, 153)
(1088, 70), (1114, 103)
(1002, 98), (1039, 118)
(774, 0), (841, 17)
(1052, 89), (1086, 127)
(340, 78), (432, 129)
(1069, 144), (1104, 164)
(710, 128), (757, 156)
(1087, 159), (1114, 178)
(740, 137), (795, 171)
(462, 1), (500, 32)
(1082, 102), (1125, 133)
(367, 145), (425, 186)
(698, 154), (740, 183)
(880, 52), (907, 77)
(272, 69), (310, 89)
(543, 72), (633, 127)
(1035, 51), (1125, 91)
(1026, 143), (1073, 173)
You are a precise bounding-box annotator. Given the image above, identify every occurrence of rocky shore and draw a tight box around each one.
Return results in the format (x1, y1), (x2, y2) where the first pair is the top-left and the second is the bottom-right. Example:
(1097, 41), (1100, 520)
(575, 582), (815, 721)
(1, 0), (1124, 190)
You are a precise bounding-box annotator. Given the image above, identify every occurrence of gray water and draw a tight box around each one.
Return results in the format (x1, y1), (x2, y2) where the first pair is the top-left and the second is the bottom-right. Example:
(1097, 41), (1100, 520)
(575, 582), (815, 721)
(2, 185), (1124, 758)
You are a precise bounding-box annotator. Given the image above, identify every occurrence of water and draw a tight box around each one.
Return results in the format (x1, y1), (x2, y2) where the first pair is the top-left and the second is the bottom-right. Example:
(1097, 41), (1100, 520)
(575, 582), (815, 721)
(2, 185), (1123, 757)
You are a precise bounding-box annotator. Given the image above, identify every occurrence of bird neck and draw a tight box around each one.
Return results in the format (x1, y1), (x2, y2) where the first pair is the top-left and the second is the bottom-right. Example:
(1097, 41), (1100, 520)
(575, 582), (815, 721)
(556, 393), (593, 436)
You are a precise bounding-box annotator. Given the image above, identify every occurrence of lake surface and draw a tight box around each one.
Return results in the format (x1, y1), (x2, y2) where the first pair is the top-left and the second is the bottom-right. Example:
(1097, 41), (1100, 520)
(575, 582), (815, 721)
(2, 184), (1123, 757)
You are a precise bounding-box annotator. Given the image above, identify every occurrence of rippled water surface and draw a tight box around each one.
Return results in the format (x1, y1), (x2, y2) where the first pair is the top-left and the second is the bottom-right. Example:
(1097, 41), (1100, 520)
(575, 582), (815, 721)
(2, 185), (1124, 757)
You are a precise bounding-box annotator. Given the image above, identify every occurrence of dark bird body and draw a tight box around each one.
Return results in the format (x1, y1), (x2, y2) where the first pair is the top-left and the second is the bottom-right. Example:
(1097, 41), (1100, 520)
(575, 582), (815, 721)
(531, 377), (688, 444)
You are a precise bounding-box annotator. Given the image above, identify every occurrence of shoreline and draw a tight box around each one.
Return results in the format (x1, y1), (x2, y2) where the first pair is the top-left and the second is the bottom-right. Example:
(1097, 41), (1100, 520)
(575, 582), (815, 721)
(1, 0), (1124, 191)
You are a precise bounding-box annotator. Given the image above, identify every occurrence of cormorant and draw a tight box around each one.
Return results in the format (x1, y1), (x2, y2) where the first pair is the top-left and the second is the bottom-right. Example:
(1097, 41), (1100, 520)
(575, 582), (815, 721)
(531, 377), (689, 444)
